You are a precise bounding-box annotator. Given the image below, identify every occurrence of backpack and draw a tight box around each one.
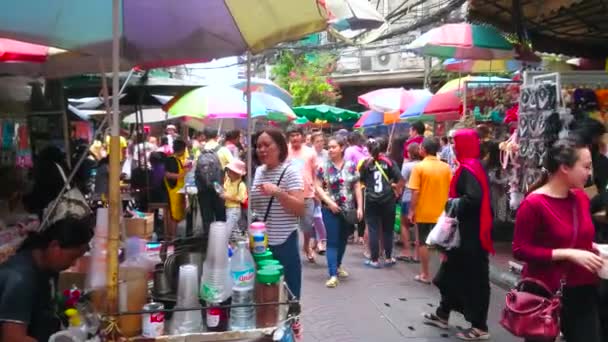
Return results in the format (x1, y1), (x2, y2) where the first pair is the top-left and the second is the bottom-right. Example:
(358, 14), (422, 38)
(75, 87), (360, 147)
(195, 146), (223, 189)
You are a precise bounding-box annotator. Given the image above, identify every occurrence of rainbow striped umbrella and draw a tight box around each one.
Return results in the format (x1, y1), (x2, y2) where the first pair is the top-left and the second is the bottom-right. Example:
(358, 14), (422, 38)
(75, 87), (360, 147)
(407, 23), (514, 60)
(353, 110), (384, 128)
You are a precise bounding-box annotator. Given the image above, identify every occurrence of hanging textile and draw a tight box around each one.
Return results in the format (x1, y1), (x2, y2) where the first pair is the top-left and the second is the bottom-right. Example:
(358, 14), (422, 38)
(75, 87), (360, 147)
(15, 123), (32, 168)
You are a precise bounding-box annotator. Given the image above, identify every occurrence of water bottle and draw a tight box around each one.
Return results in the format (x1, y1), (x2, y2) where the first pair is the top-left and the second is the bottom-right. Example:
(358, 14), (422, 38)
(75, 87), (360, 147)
(229, 241), (256, 330)
(213, 181), (224, 195)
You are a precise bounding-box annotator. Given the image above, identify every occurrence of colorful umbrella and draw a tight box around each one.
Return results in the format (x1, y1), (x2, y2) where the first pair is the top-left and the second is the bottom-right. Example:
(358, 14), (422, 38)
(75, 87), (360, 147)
(0, 1), (328, 70)
(406, 23), (514, 60)
(293, 104), (361, 123)
(443, 58), (529, 73)
(358, 88), (404, 112)
(437, 76), (511, 94)
(165, 86), (295, 122)
(358, 88), (433, 113)
(353, 110), (384, 128)
(400, 92), (434, 118)
(230, 78), (293, 107)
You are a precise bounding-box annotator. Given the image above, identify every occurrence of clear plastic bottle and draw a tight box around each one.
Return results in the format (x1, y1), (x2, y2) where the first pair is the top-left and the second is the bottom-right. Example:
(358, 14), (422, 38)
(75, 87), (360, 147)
(229, 241), (256, 330)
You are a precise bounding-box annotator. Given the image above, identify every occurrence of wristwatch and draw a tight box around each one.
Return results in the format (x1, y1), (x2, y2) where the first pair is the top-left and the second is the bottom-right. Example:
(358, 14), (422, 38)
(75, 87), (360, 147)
(272, 187), (283, 197)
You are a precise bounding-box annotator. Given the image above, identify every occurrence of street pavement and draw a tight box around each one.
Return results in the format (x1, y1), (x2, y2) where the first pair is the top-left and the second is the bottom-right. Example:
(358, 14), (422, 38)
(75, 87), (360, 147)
(299, 243), (519, 342)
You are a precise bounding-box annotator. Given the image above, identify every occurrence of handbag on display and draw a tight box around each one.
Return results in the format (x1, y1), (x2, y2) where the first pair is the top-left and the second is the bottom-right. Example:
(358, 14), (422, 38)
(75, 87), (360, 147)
(41, 163), (92, 229)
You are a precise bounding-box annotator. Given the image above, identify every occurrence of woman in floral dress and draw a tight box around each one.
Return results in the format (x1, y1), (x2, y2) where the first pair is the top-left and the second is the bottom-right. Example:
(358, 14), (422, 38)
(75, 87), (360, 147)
(315, 135), (363, 288)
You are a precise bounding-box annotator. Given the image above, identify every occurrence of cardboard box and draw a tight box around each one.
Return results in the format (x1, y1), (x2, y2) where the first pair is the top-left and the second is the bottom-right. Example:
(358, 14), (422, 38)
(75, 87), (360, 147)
(124, 213), (155, 239)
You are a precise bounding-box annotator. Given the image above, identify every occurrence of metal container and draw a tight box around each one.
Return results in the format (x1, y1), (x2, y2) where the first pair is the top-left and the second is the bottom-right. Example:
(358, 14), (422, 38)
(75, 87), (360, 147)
(153, 264), (172, 295)
(142, 302), (165, 338)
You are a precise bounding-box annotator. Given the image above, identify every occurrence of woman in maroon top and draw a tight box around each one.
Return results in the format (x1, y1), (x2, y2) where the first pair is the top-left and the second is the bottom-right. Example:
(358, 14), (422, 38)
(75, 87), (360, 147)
(513, 139), (603, 342)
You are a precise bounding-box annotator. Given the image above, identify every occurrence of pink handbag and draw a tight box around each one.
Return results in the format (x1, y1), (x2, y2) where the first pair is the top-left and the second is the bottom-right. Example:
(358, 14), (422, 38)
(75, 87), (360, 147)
(500, 278), (562, 340)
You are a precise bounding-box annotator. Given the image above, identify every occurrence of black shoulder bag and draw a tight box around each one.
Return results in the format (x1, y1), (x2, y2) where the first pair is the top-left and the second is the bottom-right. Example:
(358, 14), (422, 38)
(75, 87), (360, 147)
(261, 166), (289, 223)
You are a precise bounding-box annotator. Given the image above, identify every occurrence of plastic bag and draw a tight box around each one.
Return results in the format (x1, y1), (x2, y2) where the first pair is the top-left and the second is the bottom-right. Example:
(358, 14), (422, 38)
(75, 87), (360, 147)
(425, 201), (460, 250)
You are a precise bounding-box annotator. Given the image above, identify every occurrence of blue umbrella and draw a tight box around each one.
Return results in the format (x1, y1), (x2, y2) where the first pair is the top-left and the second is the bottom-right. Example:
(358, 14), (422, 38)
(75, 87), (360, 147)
(354, 110), (384, 128)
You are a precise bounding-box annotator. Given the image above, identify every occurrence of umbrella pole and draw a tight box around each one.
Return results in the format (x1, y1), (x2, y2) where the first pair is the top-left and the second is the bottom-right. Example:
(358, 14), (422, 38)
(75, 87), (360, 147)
(246, 52), (253, 227)
(106, 0), (122, 336)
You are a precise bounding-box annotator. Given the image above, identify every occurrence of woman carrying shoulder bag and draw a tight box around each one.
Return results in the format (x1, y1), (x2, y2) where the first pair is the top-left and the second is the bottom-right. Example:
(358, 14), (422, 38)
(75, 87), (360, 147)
(512, 139), (603, 342)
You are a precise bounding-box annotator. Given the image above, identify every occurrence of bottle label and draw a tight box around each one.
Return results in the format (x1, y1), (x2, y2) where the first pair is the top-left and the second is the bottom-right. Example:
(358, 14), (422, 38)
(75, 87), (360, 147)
(206, 311), (220, 328)
(231, 268), (255, 286)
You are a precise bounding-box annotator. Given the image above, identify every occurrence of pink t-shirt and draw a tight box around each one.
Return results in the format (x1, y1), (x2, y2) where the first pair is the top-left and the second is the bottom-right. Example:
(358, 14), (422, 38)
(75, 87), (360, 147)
(288, 145), (317, 199)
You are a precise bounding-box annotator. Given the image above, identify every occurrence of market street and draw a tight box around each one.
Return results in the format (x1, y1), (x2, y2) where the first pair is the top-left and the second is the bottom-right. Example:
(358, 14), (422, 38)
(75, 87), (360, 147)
(299, 244), (518, 342)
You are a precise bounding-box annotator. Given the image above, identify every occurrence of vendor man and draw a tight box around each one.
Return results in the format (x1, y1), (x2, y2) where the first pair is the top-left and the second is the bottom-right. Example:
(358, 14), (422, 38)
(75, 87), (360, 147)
(0, 216), (94, 341)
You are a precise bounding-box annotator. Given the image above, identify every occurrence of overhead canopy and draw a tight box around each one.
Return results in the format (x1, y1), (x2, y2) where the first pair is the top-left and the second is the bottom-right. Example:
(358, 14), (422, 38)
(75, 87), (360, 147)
(468, 0), (608, 58)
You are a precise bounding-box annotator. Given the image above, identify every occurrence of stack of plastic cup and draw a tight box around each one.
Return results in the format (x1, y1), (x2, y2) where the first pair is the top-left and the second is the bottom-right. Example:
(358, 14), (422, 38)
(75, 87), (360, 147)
(200, 222), (232, 303)
(171, 264), (202, 334)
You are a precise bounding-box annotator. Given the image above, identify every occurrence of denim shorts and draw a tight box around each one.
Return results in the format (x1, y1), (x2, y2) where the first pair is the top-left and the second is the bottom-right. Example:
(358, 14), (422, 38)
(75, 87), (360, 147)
(401, 201), (410, 215)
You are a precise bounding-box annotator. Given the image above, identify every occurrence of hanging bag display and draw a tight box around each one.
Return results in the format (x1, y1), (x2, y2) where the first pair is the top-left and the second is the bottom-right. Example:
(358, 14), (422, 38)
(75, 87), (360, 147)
(41, 163), (92, 229)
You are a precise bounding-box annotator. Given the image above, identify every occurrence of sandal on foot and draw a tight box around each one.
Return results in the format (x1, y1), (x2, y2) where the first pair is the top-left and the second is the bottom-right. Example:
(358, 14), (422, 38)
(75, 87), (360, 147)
(384, 258), (397, 267)
(325, 276), (339, 288)
(364, 260), (382, 268)
(414, 275), (431, 284)
(396, 255), (414, 262)
(456, 328), (490, 341)
(422, 313), (448, 330)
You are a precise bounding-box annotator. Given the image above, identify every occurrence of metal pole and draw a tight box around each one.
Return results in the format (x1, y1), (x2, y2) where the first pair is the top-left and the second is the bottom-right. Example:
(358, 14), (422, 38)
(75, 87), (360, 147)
(106, 0), (121, 323)
(246, 52), (253, 227)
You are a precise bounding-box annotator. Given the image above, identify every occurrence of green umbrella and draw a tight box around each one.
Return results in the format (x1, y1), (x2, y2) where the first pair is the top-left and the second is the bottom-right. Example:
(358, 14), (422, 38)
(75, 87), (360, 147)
(293, 104), (361, 123)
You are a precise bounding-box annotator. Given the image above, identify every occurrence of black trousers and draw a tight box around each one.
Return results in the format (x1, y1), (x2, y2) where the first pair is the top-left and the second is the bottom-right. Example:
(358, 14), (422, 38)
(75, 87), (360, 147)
(526, 285), (601, 342)
(197, 189), (226, 235)
(365, 201), (395, 261)
(434, 250), (490, 332)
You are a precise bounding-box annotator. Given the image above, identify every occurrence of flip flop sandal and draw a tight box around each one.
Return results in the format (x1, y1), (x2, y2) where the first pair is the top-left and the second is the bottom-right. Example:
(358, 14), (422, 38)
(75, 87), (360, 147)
(456, 328), (490, 341)
(364, 260), (382, 269)
(414, 275), (431, 284)
(396, 255), (414, 262)
(422, 313), (448, 329)
(384, 258), (397, 267)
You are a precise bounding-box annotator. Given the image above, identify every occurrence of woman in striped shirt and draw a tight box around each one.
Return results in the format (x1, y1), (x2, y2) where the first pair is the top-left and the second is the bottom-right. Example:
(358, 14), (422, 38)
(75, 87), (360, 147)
(250, 129), (305, 299)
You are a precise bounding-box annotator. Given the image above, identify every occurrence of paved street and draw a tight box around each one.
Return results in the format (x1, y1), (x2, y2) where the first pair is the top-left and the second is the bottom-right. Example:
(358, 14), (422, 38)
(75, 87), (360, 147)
(299, 243), (518, 342)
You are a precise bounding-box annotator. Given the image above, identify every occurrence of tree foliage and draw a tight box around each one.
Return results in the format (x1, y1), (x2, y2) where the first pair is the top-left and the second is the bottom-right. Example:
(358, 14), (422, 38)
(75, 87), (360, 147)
(272, 51), (341, 106)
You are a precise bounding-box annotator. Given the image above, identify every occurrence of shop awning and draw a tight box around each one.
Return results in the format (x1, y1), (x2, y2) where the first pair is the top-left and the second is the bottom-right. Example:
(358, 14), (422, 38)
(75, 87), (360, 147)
(468, 0), (608, 58)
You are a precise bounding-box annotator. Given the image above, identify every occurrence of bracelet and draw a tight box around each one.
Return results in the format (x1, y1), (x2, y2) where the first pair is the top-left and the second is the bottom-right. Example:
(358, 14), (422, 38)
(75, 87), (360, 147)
(272, 188), (283, 197)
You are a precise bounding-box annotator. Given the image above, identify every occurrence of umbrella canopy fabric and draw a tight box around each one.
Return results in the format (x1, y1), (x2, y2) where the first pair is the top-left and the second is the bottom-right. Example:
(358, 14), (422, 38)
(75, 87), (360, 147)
(443, 58), (528, 73)
(230, 78), (293, 107)
(0, 0), (328, 71)
(406, 23), (514, 60)
(165, 86), (295, 122)
(293, 104), (360, 123)
(400, 92), (433, 118)
(324, 0), (385, 31)
(0, 38), (65, 62)
(437, 76), (511, 94)
(353, 110), (384, 128)
(358, 88), (404, 112)
(400, 89), (434, 113)
(123, 108), (170, 124)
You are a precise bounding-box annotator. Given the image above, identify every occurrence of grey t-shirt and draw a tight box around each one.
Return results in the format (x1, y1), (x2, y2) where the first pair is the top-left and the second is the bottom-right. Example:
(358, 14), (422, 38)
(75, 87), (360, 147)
(401, 160), (420, 203)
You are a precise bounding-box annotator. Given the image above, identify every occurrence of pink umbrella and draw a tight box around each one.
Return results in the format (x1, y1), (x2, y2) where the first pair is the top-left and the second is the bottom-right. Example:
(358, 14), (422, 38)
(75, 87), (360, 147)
(0, 38), (57, 62)
(358, 88), (404, 112)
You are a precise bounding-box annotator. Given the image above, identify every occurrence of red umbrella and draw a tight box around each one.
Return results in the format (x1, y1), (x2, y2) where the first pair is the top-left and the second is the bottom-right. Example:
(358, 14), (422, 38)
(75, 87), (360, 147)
(422, 92), (462, 121)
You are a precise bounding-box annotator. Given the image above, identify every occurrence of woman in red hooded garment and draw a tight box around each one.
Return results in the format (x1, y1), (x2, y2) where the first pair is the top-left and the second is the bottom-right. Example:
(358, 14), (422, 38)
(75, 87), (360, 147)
(422, 129), (494, 341)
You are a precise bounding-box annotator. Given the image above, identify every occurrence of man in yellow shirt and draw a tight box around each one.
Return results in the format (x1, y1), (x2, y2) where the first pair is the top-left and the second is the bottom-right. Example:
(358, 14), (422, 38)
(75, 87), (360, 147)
(407, 137), (452, 284)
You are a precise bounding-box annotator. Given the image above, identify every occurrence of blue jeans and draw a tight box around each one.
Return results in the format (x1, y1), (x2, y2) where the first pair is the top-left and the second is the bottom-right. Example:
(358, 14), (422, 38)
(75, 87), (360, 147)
(269, 230), (301, 299)
(322, 207), (350, 277)
(366, 201), (396, 262)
